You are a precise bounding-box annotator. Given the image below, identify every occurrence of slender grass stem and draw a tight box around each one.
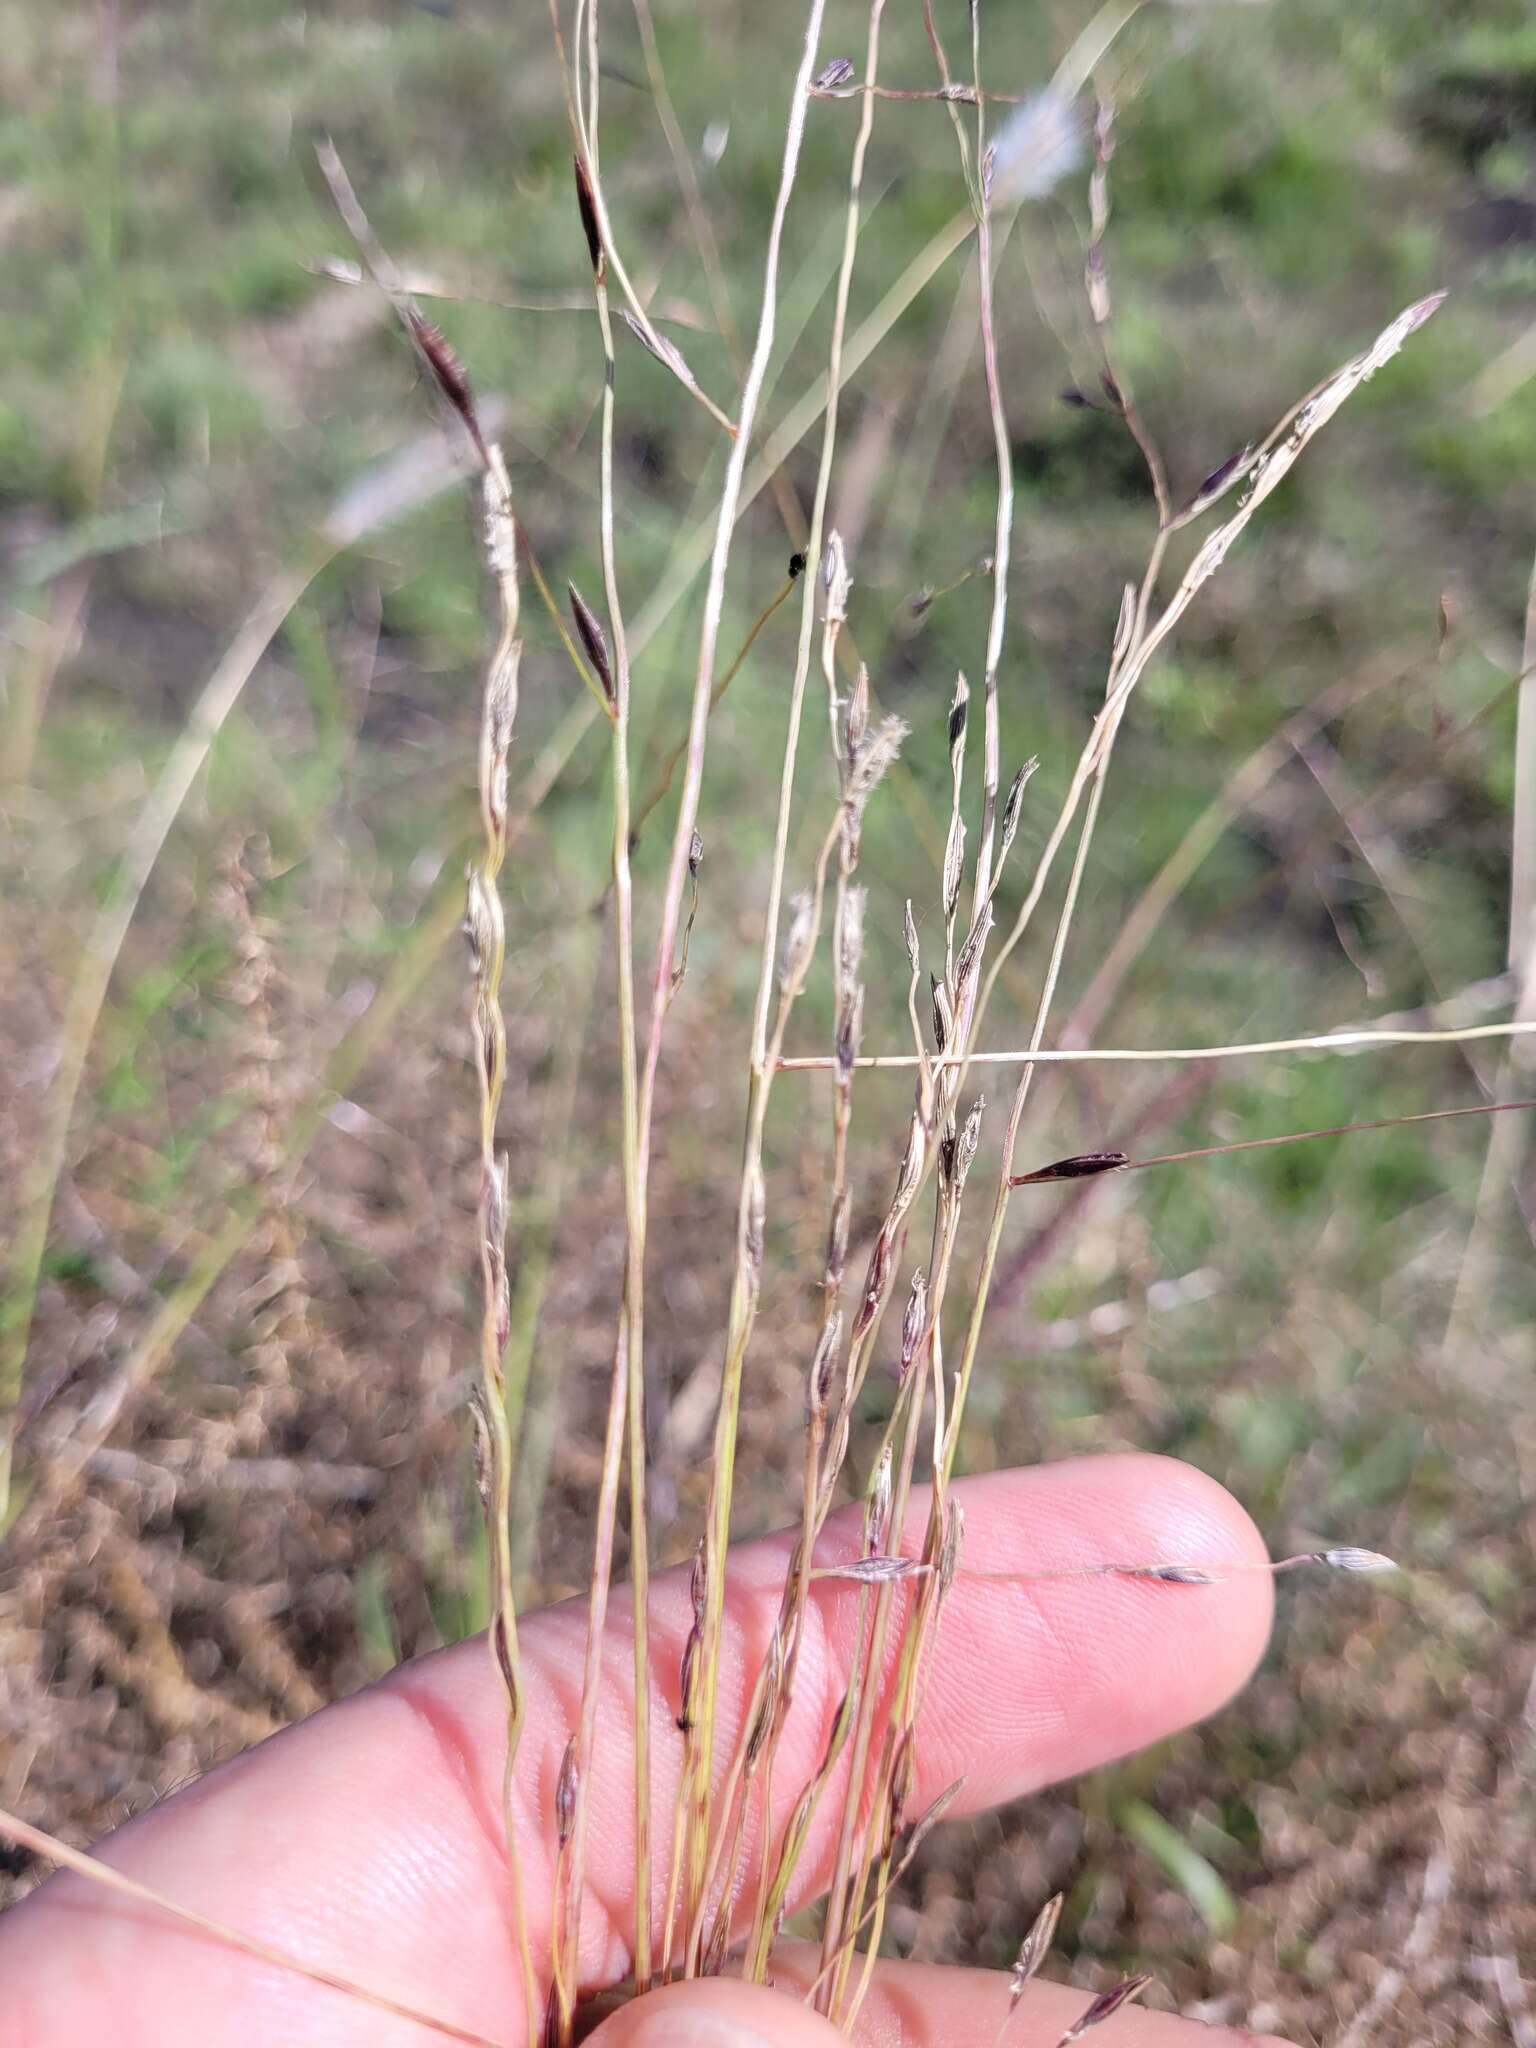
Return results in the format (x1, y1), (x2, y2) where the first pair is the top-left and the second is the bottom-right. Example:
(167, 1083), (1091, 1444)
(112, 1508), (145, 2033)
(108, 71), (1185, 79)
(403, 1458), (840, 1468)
(643, 0), (830, 1963)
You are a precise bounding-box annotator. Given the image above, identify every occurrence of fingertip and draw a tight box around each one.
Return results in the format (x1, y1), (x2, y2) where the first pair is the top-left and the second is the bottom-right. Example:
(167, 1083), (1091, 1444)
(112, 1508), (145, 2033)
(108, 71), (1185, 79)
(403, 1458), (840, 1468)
(1116, 1450), (1276, 1696)
(916, 1453), (1275, 1808)
(587, 1978), (847, 2047)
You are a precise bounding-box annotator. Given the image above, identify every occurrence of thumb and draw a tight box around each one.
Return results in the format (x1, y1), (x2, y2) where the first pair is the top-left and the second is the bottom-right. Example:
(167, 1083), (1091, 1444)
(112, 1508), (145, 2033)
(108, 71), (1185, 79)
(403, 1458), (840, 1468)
(586, 1979), (845, 2048)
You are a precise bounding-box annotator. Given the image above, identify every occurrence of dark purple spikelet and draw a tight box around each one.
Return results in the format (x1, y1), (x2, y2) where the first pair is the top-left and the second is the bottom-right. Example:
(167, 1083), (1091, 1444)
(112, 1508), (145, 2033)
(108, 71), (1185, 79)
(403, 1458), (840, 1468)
(1056, 1975), (1154, 2045)
(573, 151), (604, 278)
(567, 581), (616, 708)
(1010, 1149), (1128, 1188)
(406, 309), (488, 465)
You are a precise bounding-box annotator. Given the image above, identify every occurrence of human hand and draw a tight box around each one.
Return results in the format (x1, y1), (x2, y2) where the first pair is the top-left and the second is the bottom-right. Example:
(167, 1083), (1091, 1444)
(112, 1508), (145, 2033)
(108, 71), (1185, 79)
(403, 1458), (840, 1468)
(2, 1454), (1285, 2047)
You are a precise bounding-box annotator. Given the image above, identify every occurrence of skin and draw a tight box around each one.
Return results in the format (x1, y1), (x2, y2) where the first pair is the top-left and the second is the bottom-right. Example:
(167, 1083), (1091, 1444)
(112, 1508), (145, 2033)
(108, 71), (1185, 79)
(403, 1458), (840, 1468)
(2, 1454), (1287, 2047)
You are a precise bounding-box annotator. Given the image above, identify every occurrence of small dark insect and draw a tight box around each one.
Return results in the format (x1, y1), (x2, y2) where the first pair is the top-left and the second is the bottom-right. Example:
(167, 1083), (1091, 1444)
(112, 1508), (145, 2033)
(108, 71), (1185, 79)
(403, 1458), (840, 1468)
(814, 57), (856, 91)
(789, 551), (807, 577)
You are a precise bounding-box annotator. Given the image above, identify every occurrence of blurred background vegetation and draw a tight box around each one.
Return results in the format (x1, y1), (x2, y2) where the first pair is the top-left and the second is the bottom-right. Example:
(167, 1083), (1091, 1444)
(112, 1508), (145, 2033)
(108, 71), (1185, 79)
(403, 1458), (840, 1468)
(2, 2), (1533, 2040)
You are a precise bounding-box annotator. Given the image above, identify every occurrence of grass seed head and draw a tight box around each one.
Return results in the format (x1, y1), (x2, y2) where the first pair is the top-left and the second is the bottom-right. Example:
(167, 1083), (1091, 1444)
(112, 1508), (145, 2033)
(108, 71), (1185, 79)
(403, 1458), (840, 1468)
(1320, 1545), (1399, 1574)
(1010, 1891), (1064, 2006)
(845, 663), (870, 761)
(899, 1270), (928, 1381)
(555, 1738), (578, 1846)
(567, 581), (616, 709)
(808, 1311), (842, 1425)
(572, 152), (604, 279)
(1055, 1975), (1154, 2046)
(406, 308), (489, 466)
(780, 890), (816, 991)
(938, 1499), (964, 1599)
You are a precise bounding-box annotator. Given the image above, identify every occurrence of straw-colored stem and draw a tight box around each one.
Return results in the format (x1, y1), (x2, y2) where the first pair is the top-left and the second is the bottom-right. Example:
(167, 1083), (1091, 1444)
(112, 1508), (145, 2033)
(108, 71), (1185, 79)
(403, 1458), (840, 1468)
(967, 5), (1009, 913)
(775, 1017), (1536, 1074)
(552, 1), (655, 2014)
(467, 446), (537, 2046)
(647, 0), (830, 1957)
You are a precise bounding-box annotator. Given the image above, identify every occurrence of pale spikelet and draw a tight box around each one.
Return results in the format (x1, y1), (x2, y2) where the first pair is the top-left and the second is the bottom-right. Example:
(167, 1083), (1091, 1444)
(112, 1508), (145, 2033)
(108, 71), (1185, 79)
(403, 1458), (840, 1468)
(780, 890), (816, 991)
(825, 1190), (850, 1291)
(942, 813), (967, 923)
(985, 87), (1084, 207)
(845, 663), (870, 762)
(465, 1393), (493, 1510)
(1130, 1563), (1219, 1586)
(865, 1446), (894, 1555)
(903, 1779), (962, 1860)
(1009, 1892), (1064, 2007)
(817, 1555), (928, 1586)
(814, 56), (855, 90)
(893, 1111), (927, 1208)
(954, 1097), (985, 1193)
(852, 1226), (893, 1343)
(951, 902), (994, 1035)
(807, 1311), (842, 1425)
(620, 309), (709, 407)
(846, 715), (907, 815)
(931, 975), (954, 1053)
(997, 758), (1038, 869)
(745, 1628), (783, 1768)
(822, 528), (851, 625)
(744, 1160), (767, 1277)
(482, 457), (518, 581)
(555, 1739), (579, 1846)
(938, 1499), (964, 1598)
(677, 1624), (700, 1735)
(899, 1270), (927, 1381)
(837, 883), (866, 991)
(1319, 1545), (1399, 1574)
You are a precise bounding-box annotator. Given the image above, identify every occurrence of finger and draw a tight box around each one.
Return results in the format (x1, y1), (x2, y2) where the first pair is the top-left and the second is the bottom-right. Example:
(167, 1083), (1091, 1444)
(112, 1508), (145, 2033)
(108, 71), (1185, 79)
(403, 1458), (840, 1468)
(4, 1455), (1271, 2047)
(582, 1966), (1292, 2048)
(843, 1960), (1290, 2048)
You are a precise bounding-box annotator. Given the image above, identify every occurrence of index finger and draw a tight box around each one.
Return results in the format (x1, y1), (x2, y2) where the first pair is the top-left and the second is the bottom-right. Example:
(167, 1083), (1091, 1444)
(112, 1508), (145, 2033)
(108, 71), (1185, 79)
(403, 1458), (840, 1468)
(4, 1453), (1272, 2047)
